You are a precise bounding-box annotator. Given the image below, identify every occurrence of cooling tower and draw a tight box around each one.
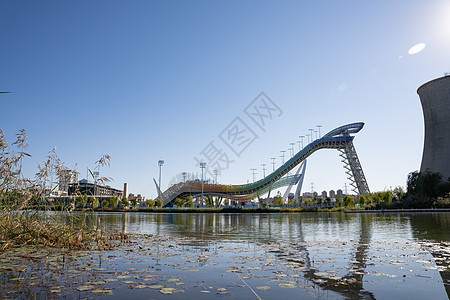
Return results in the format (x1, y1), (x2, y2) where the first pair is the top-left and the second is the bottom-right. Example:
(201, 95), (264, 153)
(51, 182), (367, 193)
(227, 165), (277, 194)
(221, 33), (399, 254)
(417, 75), (450, 181)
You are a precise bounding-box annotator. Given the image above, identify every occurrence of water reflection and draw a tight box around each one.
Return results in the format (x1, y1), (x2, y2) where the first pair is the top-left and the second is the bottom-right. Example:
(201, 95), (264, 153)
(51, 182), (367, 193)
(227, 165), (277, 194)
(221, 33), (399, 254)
(86, 211), (449, 299)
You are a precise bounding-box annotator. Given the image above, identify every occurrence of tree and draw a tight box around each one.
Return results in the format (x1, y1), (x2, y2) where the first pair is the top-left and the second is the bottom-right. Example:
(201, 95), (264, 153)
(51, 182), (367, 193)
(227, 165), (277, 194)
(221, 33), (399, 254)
(287, 198), (296, 207)
(174, 198), (184, 208)
(147, 199), (155, 208)
(156, 198), (163, 208)
(393, 186), (405, 201)
(110, 196), (119, 209)
(358, 195), (366, 205)
(336, 196), (342, 207)
(130, 197), (138, 208)
(224, 199), (229, 206)
(121, 197), (129, 209)
(316, 197), (322, 208)
(101, 199), (109, 209)
(324, 197), (331, 207)
(298, 196), (303, 207)
(273, 194), (283, 207)
(343, 195), (355, 207)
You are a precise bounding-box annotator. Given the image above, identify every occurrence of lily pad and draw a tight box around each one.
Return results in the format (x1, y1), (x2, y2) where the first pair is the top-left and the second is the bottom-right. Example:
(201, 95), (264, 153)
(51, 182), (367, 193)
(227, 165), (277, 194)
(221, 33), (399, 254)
(92, 289), (112, 294)
(160, 287), (177, 294)
(77, 285), (95, 291)
(149, 284), (166, 289)
(278, 282), (297, 288)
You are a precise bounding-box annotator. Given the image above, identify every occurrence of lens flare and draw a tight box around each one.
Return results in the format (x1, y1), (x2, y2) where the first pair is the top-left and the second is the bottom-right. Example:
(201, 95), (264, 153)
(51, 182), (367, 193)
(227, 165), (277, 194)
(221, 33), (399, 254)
(408, 43), (426, 55)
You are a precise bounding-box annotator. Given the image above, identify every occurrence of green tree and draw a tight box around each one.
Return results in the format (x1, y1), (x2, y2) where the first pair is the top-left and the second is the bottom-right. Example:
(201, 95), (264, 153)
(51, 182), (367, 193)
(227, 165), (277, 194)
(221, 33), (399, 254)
(147, 199), (155, 208)
(324, 197), (331, 207)
(343, 195), (355, 207)
(336, 196), (342, 207)
(110, 196), (119, 209)
(298, 196), (303, 207)
(156, 198), (163, 208)
(273, 194), (284, 207)
(358, 195), (366, 205)
(174, 198), (184, 208)
(224, 199), (229, 206)
(101, 199), (109, 209)
(316, 197), (322, 208)
(121, 197), (129, 208)
(393, 186), (405, 201)
(287, 198), (296, 207)
(130, 197), (138, 208)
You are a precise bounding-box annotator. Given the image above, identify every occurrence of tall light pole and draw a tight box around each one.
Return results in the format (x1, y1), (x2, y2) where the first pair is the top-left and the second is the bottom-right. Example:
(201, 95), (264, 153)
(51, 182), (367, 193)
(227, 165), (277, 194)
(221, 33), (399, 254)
(314, 130), (318, 140)
(309, 128), (314, 141)
(261, 164), (267, 178)
(280, 150), (286, 164)
(200, 162), (206, 205)
(182, 171), (187, 183)
(271, 157), (276, 172)
(213, 169), (218, 183)
(299, 135), (305, 149)
(317, 125), (322, 138)
(250, 168), (257, 183)
(290, 143), (295, 158)
(158, 160), (164, 195)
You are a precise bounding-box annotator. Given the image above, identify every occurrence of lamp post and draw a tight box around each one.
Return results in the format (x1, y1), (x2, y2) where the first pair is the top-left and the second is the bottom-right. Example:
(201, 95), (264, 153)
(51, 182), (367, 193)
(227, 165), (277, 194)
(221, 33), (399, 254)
(158, 160), (164, 195)
(271, 157), (276, 172)
(200, 162), (206, 205)
(290, 143), (295, 158)
(261, 164), (267, 178)
(182, 172), (187, 183)
(280, 150), (286, 164)
(299, 135), (304, 149)
(213, 169), (218, 183)
(309, 128), (314, 141)
(250, 168), (257, 183)
(317, 125), (322, 138)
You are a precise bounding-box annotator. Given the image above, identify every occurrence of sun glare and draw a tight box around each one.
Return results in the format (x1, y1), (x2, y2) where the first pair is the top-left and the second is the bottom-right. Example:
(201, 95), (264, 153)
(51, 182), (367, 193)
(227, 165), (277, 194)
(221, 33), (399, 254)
(408, 43), (426, 55)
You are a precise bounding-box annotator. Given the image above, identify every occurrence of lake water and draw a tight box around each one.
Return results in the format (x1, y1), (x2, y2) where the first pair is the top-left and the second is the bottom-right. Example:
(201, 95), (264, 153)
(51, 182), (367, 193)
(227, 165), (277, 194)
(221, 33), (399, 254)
(1, 212), (449, 299)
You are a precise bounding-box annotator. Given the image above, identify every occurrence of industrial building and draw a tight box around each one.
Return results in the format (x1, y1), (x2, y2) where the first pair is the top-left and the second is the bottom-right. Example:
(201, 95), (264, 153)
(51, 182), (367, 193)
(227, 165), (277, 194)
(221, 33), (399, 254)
(417, 75), (450, 181)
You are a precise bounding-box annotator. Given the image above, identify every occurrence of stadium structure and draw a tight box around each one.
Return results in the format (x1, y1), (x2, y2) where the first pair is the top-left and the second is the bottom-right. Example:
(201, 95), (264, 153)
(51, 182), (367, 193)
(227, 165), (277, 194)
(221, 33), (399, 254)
(155, 122), (370, 207)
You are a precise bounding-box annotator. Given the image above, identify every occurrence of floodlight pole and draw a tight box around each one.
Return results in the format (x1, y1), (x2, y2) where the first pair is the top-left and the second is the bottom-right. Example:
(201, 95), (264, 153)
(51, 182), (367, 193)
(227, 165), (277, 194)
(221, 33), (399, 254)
(299, 135), (305, 149)
(158, 160), (164, 195)
(317, 125), (322, 138)
(200, 162), (206, 205)
(280, 150), (286, 164)
(271, 157), (276, 172)
(261, 164), (267, 178)
(250, 168), (257, 183)
(213, 169), (218, 183)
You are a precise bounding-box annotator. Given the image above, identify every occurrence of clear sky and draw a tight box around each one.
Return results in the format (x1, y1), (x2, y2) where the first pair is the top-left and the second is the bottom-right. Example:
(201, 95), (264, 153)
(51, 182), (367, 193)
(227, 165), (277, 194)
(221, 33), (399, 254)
(1, 0), (450, 199)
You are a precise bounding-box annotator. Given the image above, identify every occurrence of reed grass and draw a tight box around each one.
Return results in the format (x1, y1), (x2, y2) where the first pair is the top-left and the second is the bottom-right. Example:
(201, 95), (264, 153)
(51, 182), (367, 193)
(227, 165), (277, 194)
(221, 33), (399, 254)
(0, 129), (121, 252)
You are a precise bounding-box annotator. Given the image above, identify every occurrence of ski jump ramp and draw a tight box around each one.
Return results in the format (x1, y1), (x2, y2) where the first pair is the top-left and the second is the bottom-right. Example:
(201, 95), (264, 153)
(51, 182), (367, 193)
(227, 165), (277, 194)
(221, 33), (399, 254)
(156, 122), (370, 207)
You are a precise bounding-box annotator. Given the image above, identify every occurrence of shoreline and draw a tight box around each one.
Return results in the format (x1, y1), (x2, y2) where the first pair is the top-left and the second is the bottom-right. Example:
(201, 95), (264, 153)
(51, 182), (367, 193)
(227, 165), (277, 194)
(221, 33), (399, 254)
(64, 207), (450, 214)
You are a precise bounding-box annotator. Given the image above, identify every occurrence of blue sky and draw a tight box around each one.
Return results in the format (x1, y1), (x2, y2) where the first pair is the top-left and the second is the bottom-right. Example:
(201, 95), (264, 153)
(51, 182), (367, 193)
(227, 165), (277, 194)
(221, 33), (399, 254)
(1, 0), (450, 198)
